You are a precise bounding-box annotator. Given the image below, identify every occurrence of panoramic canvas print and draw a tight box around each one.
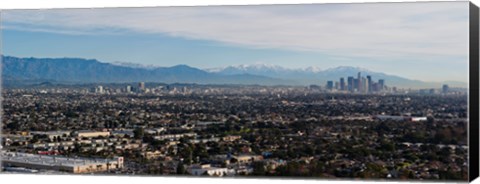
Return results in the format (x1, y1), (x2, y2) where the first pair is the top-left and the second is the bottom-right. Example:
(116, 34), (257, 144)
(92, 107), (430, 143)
(0, 1), (476, 182)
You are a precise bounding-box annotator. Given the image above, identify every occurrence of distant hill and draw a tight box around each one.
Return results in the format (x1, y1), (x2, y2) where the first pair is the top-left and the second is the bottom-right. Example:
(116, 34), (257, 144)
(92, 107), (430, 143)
(1, 56), (467, 88)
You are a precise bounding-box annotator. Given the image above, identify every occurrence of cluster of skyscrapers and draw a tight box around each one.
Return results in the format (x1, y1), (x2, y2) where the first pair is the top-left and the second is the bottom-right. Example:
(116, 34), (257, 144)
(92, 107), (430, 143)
(92, 82), (146, 94)
(123, 82), (146, 93)
(326, 72), (385, 93)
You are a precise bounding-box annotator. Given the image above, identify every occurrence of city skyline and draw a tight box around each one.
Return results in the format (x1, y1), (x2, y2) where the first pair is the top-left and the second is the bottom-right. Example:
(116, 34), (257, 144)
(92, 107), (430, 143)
(1, 2), (469, 83)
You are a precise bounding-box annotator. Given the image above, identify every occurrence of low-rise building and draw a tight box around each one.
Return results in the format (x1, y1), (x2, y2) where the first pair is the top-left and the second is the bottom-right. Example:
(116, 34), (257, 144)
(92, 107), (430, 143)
(187, 164), (234, 176)
(144, 151), (163, 160)
(232, 154), (263, 164)
(30, 131), (71, 140)
(1, 151), (123, 173)
(73, 130), (111, 138)
(222, 135), (241, 142)
(111, 129), (134, 137)
(153, 133), (197, 141)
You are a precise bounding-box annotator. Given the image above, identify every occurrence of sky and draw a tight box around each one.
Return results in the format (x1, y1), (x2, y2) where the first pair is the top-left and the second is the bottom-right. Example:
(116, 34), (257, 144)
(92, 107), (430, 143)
(1, 2), (470, 83)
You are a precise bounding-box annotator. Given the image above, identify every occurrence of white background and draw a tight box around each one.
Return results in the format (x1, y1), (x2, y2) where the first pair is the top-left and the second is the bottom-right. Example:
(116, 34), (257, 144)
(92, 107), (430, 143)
(0, 0), (479, 184)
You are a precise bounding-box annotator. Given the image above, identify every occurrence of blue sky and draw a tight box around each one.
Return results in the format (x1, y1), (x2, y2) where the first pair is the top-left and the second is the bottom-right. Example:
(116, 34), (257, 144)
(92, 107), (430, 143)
(1, 2), (470, 82)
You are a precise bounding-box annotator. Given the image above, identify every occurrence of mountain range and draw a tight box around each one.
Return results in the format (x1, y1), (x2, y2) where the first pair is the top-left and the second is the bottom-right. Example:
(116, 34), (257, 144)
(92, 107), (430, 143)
(1, 56), (466, 88)
(208, 64), (467, 88)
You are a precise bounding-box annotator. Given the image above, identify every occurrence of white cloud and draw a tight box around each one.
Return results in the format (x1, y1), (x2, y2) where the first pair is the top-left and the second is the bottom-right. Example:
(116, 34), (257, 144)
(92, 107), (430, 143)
(2, 2), (469, 60)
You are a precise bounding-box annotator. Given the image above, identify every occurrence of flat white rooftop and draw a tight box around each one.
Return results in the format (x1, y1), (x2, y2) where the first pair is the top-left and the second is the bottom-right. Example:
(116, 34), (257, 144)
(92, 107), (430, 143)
(1, 151), (118, 167)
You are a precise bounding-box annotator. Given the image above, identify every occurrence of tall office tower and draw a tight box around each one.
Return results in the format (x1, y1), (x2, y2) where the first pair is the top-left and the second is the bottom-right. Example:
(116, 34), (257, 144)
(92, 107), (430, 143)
(357, 72), (362, 92)
(353, 79), (359, 92)
(442, 84), (449, 94)
(340, 78), (345, 91)
(371, 83), (378, 92)
(139, 82), (145, 92)
(126, 85), (132, 93)
(347, 77), (354, 92)
(326, 81), (334, 90)
(362, 77), (368, 93)
(334, 81), (339, 90)
(366, 75), (372, 93)
(378, 79), (385, 91)
(96, 85), (104, 94)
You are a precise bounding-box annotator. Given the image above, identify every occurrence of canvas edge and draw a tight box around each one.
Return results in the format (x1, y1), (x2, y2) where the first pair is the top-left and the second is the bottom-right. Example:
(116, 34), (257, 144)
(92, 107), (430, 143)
(0, 10), (4, 174)
(469, 1), (480, 182)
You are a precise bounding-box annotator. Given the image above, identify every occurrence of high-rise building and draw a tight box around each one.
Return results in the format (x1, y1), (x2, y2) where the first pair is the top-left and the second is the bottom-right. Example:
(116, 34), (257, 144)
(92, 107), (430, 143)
(334, 81), (339, 90)
(347, 77), (354, 92)
(378, 79), (385, 91)
(138, 82), (145, 92)
(442, 84), (449, 94)
(182, 86), (189, 94)
(326, 81), (334, 90)
(357, 72), (362, 92)
(372, 83), (378, 92)
(366, 75), (372, 93)
(361, 77), (367, 93)
(353, 79), (359, 92)
(95, 86), (104, 94)
(126, 85), (132, 93)
(340, 78), (345, 91)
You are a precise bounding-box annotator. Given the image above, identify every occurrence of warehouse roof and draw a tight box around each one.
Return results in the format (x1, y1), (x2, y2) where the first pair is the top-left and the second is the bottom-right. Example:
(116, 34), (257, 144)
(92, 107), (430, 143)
(1, 151), (119, 167)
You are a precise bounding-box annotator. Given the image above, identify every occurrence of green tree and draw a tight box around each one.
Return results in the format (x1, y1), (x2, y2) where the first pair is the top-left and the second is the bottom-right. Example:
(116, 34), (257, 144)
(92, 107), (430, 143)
(252, 162), (266, 176)
(133, 127), (145, 139)
(177, 163), (186, 174)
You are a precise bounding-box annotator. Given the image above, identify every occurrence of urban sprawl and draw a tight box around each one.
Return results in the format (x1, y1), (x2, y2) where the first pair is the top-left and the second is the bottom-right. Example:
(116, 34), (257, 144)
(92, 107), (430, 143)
(1, 72), (468, 181)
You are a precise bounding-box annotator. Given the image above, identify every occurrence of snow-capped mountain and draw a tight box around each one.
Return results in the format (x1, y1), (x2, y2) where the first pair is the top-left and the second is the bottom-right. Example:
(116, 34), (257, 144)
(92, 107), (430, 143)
(208, 64), (373, 78)
(209, 64), (377, 78)
(111, 61), (160, 70)
(206, 64), (466, 88)
(304, 66), (323, 73)
(207, 63), (299, 75)
(208, 64), (373, 75)
(208, 64), (322, 84)
(322, 66), (371, 73)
